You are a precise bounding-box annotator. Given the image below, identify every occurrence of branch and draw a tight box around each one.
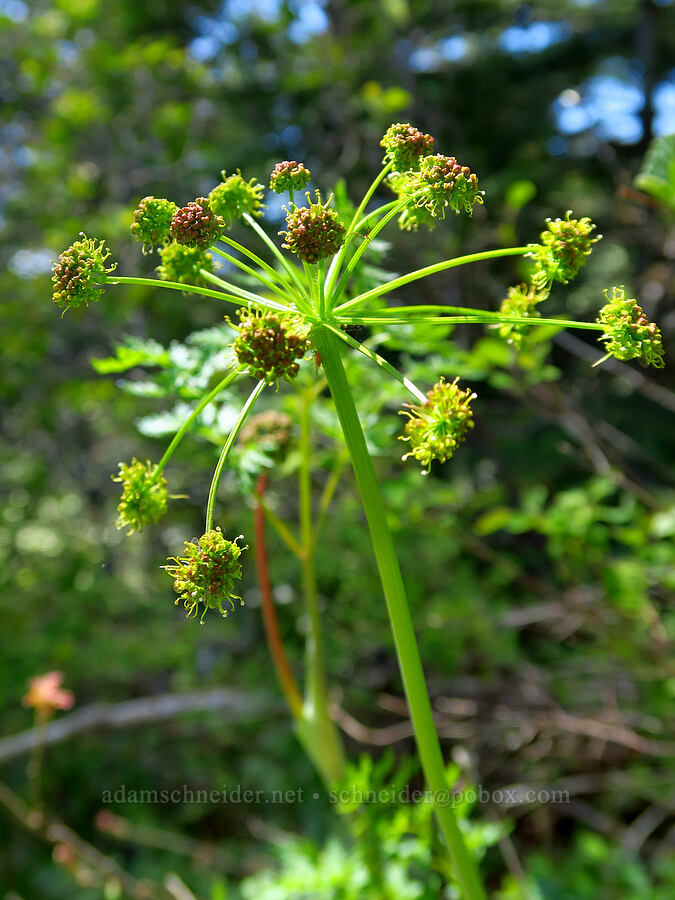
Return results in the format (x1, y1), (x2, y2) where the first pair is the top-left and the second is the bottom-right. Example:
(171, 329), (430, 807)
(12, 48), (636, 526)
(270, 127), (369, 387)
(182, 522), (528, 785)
(0, 689), (271, 765)
(0, 780), (173, 900)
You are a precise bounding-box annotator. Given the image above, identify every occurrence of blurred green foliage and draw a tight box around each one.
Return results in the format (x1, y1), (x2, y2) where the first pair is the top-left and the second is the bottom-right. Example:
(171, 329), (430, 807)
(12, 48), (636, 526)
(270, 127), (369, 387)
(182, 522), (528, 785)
(1, 0), (674, 897)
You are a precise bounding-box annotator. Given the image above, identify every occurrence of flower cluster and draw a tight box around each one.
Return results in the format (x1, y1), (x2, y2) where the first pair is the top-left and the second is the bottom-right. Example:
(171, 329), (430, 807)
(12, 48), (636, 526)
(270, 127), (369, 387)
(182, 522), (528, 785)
(380, 123), (434, 171)
(413, 154), (484, 218)
(170, 197), (225, 249)
(527, 211), (600, 285)
(164, 528), (246, 622)
(209, 171), (265, 224)
(130, 196), (178, 251)
(270, 160), (312, 193)
(23, 672), (74, 713)
(240, 410), (294, 462)
(400, 377), (477, 471)
(51, 235), (116, 311)
(597, 286), (665, 368)
(389, 153), (483, 228)
(281, 192), (346, 263)
(112, 459), (168, 534)
(156, 242), (213, 285)
(497, 283), (548, 348)
(233, 307), (309, 384)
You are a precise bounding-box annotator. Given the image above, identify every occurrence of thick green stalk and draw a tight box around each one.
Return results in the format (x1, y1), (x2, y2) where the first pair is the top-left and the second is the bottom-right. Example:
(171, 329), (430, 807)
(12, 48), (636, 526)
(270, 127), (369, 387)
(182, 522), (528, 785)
(205, 380), (266, 532)
(155, 368), (243, 476)
(313, 326), (487, 900)
(325, 323), (426, 402)
(335, 246), (531, 313)
(297, 387), (346, 787)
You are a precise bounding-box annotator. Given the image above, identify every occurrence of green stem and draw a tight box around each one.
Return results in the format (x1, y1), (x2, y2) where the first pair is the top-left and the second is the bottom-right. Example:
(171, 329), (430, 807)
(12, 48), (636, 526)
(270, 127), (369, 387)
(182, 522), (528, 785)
(337, 314), (605, 331)
(318, 260), (326, 318)
(216, 232), (298, 295)
(339, 304), (499, 318)
(313, 450), (348, 548)
(353, 200), (399, 233)
(313, 326), (486, 900)
(209, 246), (293, 305)
(325, 323), (426, 402)
(331, 195), (412, 305)
(303, 261), (318, 311)
(324, 162), (393, 303)
(205, 380), (266, 532)
(243, 212), (308, 299)
(335, 246), (531, 313)
(298, 386), (346, 787)
(199, 270), (287, 311)
(106, 275), (247, 308)
(260, 502), (305, 559)
(155, 369), (243, 477)
(27, 708), (49, 811)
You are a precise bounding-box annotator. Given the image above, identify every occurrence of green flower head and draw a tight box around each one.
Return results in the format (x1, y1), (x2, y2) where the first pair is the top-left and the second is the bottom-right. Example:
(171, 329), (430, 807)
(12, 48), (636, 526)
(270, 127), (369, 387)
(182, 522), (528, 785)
(233, 307), (309, 384)
(164, 528), (247, 623)
(400, 377), (477, 472)
(170, 197), (225, 249)
(388, 172), (437, 231)
(527, 211), (601, 285)
(209, 171), (265, 224)
(51, 234), (116, 312)
(380, 123), (435, 172)
(597, 286), (665, 368)
(281, 191), (346, 264)
(240, 410), (294, 462)
(497, 282), (548, 348)
(396, 155), (484, 221)
(269, 160), (311, 194)
(130, 196), (178, 252)
(156, 242), (213, 285)
(112, 459), (168, 534)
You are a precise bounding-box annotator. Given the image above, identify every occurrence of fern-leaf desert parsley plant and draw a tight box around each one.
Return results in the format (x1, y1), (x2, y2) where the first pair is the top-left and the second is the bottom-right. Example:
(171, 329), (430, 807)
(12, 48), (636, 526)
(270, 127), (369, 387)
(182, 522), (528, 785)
(52, 123), (665, 900)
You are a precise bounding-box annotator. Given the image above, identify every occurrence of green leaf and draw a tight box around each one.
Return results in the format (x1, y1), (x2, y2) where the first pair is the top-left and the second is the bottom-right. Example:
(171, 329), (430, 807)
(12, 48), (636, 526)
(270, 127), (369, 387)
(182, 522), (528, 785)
(635, 134), (675, 208)
(91, 337), (169, 373)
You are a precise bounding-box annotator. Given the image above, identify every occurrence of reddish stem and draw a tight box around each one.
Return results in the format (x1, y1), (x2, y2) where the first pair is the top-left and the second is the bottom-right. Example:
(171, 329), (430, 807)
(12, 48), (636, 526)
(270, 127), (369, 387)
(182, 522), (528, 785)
(254, 475), (303, 718)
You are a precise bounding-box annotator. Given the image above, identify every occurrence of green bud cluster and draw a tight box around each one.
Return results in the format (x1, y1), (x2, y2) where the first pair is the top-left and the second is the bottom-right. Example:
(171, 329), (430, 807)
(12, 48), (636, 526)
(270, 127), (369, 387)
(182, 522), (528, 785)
(156, 242), (213, 285)
(112, 459), (168, 534)
(400, 377), (476, 471)
(414, 154), (484, 218)
(170, 197), (225, 249)
(240, 410), (294, 462)
(130, 196), (177, 251)
(380, 123), (434, 171)
(164, 528), (246, 622)
(527, 211), (600, 285)
(497, 283), (548, 348)
(209, 171), (265, 224)
(233, 307), (309, 384)
(388, 154), (483, 229)
(51, 234), (116, 311)
(597, 286), (665, 368)
(270, 160), (312, 193)
(281, 192), (346, 263)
